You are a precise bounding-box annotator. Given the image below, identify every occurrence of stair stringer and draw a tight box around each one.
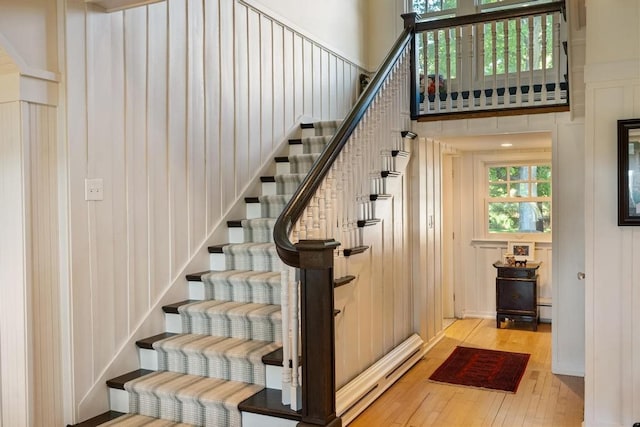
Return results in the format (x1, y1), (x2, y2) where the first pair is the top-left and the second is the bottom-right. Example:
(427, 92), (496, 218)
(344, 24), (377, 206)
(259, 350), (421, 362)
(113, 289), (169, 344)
(74, 118), (311, 420)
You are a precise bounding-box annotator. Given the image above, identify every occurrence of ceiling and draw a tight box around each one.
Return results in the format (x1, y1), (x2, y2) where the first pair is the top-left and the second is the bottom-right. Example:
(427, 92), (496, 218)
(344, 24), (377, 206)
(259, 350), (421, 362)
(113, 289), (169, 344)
(435, 131), (552, 152)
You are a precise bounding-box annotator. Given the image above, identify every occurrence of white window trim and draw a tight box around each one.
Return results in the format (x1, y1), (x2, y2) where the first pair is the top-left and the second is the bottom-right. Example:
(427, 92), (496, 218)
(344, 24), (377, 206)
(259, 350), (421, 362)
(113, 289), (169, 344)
(473, 150), (552, 242)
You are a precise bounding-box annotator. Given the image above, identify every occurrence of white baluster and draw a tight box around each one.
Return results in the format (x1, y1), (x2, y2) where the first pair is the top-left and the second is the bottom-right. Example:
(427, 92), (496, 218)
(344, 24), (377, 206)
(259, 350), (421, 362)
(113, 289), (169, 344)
(516, 18), (522, 106)
(280, 268), (291, 405)
(290, 270), (301, 410)
(528, 15), (534, 105)
(541, 13), (548, 103)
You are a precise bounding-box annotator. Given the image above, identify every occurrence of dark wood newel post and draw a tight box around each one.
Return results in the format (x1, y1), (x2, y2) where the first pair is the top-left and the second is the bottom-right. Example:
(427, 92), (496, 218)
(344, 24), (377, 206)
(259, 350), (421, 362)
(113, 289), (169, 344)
(295, 239), (342, 427)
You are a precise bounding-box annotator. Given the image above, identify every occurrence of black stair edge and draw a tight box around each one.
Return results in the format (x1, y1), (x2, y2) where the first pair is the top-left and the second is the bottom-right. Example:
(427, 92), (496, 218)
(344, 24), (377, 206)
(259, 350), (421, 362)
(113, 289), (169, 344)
(162, 300), (198, 314)
(275, 156), (289, 163)
(67, 410), (126, 427)
(106, 369), (154, 390)
(262, 347), (284, 366)
(343, 245), (369, 257)
(288, 138), (302, 145)
(391, 149), (409, 157)
(262, 347), (303, 367)
(185, 270), (212, 281)
(239, 388), (302, 421)
(370, 194), (392, 201)
(401, 130), (417, 139)
(357, 219), (381, 228)
(227, 220), (243, 227)
(260, 176), (276, 182)
(245, 196), (260, 203)
(135, 332), (178, 349)
(300, 123), (315, 129)
(334, 275), (356, 288)
(381, 170), (401, 178)
(208, 244), (228, 253)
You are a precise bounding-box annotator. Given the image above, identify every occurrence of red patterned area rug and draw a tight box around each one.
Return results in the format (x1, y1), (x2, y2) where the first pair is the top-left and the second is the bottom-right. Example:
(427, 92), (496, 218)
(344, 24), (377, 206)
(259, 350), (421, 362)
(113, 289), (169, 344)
(429, 346), (530, 393)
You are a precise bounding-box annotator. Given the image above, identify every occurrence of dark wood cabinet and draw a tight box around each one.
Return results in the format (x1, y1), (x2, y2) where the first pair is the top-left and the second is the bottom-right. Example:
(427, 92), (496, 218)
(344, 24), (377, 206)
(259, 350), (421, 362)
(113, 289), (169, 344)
(493, 262), (540, 331)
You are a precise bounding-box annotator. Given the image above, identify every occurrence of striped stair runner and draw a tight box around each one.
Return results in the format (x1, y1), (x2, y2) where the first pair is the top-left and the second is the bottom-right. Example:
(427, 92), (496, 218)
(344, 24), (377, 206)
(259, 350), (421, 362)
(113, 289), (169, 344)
(100, 122), (338, 427)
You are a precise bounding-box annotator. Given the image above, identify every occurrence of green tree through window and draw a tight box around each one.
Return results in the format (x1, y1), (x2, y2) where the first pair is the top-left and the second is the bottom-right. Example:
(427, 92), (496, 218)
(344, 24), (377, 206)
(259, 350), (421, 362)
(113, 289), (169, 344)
(488, 164), (551, 234)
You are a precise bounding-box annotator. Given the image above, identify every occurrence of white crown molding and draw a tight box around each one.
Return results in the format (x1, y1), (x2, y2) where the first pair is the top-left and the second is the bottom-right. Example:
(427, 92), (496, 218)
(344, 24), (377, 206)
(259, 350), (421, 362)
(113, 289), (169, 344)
(85, 0), (164, 13)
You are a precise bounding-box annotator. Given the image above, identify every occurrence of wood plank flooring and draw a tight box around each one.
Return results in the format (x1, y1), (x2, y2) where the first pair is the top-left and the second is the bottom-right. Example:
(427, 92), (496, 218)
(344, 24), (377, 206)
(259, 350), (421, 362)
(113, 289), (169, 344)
(349, 319), (584, 427)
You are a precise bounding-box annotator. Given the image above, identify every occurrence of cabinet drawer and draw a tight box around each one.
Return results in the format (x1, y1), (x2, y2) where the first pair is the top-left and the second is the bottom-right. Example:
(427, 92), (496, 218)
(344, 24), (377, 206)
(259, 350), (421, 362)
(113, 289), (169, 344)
(496, 279), (536, 312)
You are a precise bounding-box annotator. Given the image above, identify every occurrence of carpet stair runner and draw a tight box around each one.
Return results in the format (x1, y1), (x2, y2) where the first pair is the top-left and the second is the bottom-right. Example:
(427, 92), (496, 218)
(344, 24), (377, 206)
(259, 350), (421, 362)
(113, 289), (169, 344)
(96, 121), (341, 427)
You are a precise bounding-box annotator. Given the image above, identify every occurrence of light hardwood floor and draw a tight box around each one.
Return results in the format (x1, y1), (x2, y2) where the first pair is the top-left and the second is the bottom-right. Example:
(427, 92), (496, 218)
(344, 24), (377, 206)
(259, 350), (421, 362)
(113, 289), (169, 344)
(350, 318), (584, 427)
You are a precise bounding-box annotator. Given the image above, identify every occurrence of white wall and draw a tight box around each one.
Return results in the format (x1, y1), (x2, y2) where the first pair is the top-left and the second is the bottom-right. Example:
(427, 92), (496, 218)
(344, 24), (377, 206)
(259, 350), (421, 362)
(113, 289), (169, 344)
(244, 0), (369, 68)
(0, 100), (64, 427)
(63, 0), (366, 420)
(0, 0), (58, 72)
(583, 1), (640, 425)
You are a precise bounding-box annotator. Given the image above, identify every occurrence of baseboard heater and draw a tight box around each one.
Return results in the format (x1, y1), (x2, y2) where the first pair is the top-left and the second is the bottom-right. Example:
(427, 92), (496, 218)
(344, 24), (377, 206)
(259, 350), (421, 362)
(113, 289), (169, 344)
(336, 333), (424, 425)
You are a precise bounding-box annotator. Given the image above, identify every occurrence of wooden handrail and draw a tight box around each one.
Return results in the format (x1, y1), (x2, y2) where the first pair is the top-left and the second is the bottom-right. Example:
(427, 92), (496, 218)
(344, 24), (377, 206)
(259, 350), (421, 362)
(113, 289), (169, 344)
(273, 27), (413, 267)
(414, 0), (565, 33)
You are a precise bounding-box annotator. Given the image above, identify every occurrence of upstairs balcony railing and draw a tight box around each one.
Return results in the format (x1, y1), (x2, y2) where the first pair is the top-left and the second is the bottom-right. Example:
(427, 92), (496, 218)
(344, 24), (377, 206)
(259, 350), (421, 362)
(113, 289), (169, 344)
(408, 1), (568, 119)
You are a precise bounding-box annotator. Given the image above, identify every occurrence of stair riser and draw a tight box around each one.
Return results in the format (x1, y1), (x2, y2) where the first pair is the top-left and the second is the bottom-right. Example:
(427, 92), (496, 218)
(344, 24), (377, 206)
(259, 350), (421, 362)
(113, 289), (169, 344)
(188, 280), (281, 306)
(109, 388), (129, 414)
(242, 412), (297, 427)
(164, 312), (282, 342)
(246, 202), (261, 219)
(137, 346), (284, 390)
(210, 252), (283, 273)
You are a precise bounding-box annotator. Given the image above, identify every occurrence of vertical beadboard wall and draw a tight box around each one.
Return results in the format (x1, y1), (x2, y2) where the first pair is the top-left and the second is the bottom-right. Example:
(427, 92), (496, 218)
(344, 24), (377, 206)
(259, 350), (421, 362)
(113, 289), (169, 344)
(64, 0), (363, 417)
(334, 165), (415, 387)
(0, 101), (29, 427)
(25, 103), (65, 427)
(0, 101), (63, 427)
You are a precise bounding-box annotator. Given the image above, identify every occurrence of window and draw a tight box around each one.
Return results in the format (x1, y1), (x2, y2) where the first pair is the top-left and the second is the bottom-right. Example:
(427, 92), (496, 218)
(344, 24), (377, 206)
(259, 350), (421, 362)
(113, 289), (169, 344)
(412, 0), (457, 19)
(411, 0), (557, 79)
(487, 163), (551, 234)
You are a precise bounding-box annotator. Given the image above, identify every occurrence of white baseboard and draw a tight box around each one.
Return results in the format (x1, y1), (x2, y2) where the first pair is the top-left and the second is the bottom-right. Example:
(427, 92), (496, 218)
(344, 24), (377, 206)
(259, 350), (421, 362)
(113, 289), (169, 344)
(336, 334), (424, 425)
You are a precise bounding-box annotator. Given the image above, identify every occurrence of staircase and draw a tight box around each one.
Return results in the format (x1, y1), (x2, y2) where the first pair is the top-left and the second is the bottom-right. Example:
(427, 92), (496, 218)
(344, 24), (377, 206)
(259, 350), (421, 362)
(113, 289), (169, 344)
(72, 18), (418, 427)
(75, 121), (341, 427)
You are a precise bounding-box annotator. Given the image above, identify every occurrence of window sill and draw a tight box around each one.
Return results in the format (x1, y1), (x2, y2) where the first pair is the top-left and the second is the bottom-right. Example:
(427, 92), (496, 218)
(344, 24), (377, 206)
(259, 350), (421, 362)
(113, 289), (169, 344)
(470, 238), (552, 247)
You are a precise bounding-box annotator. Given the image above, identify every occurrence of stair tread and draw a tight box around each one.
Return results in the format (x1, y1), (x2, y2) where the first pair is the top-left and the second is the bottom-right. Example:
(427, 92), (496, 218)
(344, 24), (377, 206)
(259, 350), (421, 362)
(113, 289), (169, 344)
(208, 244), (228, 254)
(357, 219), (381, 227)
(335, 275), (356, 288)
(392, 149), (409, 157)
(93, 413), (196, 427)
(238, 388), (302, 421)
(163, 300), (199, 314)
(381, 170), (401, 178)
(126, 371), (263, 404)
(179, 300), (281, 317)
(343, 245), (369, 257)
(401, 130), (417, 139)
(136, 332), (178, 349)
(370, 194), (392, 201)
(106, 369), (154, 390)
(151, 334), (281, 359)
(187, 269), (281, 283)
(68, 411), (125, 427)
(261, 347), (303, 367)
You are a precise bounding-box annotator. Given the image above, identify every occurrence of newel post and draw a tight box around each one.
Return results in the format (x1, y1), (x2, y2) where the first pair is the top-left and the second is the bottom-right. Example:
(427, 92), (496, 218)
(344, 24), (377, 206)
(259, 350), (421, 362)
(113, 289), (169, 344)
(295, 239), (342, 427)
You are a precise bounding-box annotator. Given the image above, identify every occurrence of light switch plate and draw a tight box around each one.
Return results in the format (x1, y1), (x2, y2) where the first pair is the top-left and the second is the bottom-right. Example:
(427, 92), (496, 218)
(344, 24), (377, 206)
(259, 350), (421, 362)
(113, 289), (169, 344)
(85, 178), (104, 201)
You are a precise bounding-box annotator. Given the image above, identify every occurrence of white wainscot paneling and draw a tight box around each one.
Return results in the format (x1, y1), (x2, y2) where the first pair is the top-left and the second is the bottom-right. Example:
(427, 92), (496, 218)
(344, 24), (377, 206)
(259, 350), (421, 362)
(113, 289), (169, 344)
(66, 0), (365, 419)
